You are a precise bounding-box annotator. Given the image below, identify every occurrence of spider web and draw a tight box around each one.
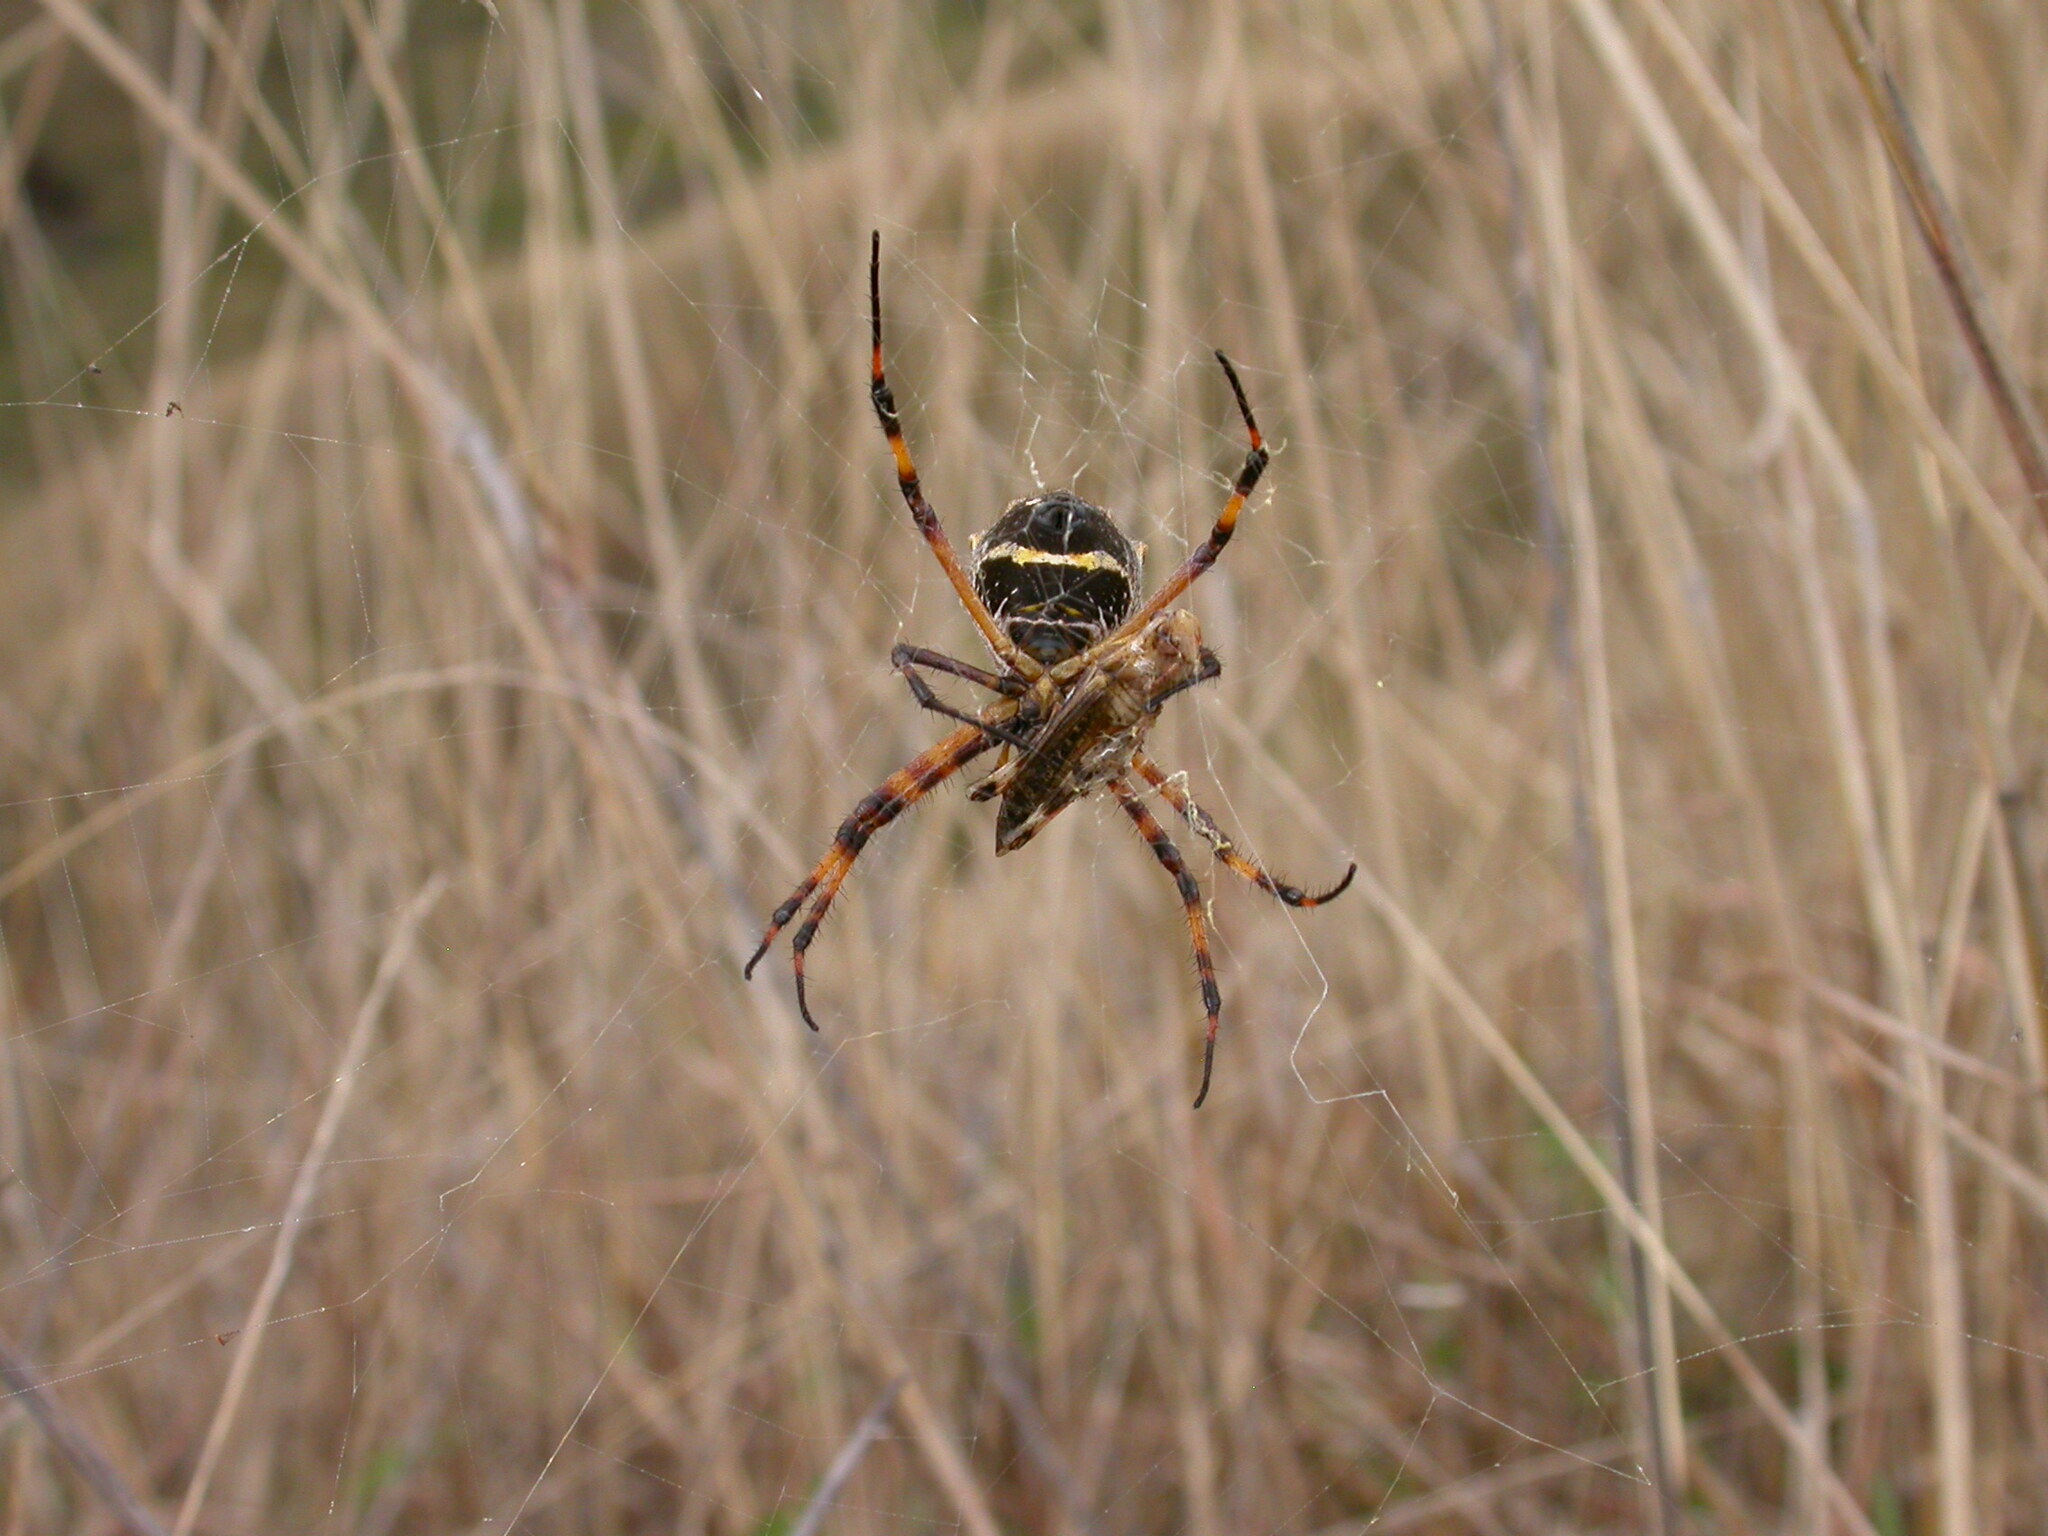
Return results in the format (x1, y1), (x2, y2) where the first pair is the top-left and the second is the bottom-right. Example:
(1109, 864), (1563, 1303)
(1, 4), (2042, 1535)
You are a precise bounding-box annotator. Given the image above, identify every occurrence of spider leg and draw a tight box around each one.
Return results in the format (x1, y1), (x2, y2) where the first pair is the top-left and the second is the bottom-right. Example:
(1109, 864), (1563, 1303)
(745, 723), (993, 1027)
(1111, 777), (1225, 1109)
(870, 233), (1035, 676)
(1131, 752), (1357, 907)
(890, 643), (1036, 750)
(893, 660), (1034, 751)
(889, 643), (1028, 698)
(1145, 646), (1223, 715)
(1095, 352), (1268, 649)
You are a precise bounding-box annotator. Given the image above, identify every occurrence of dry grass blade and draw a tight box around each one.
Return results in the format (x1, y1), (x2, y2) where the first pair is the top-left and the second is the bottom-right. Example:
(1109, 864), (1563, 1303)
(1486, 4), (1681, 1519)
(1812, 0), (2048, 526)
(1799, 974), (2045, 1095)
(0, 1330), (170, 1536)
(1336, 858), (1882, 1536)
(169, 877), (445, 1536)
(1574, 0), (2048, 633)
(7, 2), (2048, 1530)
(785, 1377), (905, 1536)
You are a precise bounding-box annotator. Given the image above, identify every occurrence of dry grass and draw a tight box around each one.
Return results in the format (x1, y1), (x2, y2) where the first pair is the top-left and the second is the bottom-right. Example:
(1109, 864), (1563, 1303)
(3, 1), (2047, 1532)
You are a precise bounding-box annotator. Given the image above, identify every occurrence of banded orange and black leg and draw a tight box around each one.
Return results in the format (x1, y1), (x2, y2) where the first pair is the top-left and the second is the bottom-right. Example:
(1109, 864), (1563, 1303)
(869, 233), (1034, 676)
(1130, 753), (1356, 908)
(1112, 777), (1225, 1108)
(746, 723), (994, 1026)
(1096, 351), (1268, 647)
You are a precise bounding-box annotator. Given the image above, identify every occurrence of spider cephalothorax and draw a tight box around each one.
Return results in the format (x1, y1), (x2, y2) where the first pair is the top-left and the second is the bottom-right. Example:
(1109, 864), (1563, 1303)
(745, 233), (1355, 1107)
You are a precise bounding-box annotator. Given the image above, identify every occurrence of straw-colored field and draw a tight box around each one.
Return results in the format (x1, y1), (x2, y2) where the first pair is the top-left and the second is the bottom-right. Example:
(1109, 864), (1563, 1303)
(4, 2), (2046, 1532)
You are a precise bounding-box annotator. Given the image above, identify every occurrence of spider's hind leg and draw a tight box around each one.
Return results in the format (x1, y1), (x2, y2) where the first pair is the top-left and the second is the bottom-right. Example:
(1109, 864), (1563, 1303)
(1130, 752), (1355, 908)
(1111, 777), (1225, 1109)
(745, 724), (993, 1027)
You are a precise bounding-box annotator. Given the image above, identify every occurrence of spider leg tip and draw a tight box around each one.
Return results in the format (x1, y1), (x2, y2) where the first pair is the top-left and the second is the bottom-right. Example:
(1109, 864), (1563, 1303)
(1289, 861), (1358, 906)
(742, 940), (771, 979)
(1211, 352), (1261, 442)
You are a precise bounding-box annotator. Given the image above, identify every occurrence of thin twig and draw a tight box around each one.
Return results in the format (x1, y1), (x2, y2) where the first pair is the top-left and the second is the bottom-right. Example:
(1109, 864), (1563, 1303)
(786, 1377), (905, 1536)
(170, 876), (447, 1536)
(1795, 973), (2046, 1094)
(1331, 856), (1882, 1536)
(1809, 0), (2048, 1203)
(0, 1329), (171, 1536)
(1483, 5), (1679, 1528)
(1812, 0), (2048, 526)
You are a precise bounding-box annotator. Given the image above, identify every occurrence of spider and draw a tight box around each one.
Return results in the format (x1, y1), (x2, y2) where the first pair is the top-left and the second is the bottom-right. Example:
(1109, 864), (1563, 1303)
(745, 233), (1355, 1107)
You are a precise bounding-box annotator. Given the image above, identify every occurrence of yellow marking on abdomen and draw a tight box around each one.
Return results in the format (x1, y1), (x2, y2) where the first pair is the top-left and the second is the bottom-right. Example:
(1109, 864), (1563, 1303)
(976, 544), (1128, 576)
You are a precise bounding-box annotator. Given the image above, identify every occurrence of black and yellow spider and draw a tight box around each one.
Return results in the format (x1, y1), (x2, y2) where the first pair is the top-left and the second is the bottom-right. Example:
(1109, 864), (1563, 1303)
(746, 234), (1355, 1107)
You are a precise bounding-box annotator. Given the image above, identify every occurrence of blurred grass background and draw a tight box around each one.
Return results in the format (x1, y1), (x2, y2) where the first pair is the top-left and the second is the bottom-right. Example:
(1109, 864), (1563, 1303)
(3, 1), (2047, 1532)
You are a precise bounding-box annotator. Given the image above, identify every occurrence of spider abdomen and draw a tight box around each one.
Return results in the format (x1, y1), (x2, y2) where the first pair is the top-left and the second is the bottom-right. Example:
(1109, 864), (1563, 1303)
(971, 491), (1142, 666)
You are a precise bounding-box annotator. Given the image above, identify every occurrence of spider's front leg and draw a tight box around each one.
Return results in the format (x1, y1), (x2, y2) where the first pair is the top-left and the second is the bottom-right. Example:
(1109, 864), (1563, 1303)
(1110, 776), (1225, 1108)
(1145, 644), (1222, 715)
(746, 723), (994, 1027)
(1095, 351), (1268, 647)
(890, 644), (1035, 751)
(890, 643), (1026, 698)
(869, 233), (1036, 678)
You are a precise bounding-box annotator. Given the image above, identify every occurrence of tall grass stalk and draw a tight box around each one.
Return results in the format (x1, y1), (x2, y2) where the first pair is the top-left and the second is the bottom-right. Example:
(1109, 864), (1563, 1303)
(5, 3), (2048, 1532)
